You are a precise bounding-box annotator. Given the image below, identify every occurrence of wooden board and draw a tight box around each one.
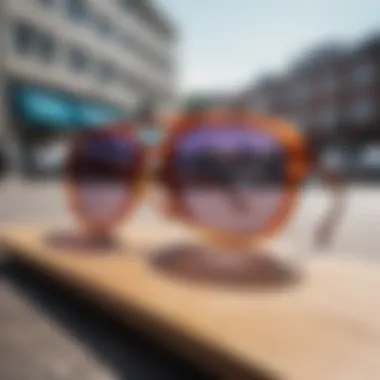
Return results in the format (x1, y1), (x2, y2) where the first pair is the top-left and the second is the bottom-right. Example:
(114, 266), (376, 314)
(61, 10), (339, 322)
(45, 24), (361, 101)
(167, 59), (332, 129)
(1, 223), (380, 380)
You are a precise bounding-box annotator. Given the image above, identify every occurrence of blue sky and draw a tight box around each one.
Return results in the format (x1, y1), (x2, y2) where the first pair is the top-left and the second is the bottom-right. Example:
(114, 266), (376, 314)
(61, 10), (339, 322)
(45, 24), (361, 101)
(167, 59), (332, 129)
(155, 0), (380, 93)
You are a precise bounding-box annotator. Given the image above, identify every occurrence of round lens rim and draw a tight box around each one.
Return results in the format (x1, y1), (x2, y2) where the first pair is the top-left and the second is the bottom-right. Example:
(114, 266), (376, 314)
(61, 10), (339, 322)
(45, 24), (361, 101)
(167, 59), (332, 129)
(158, 111), (309, 248)
(64, 124), (147, 236)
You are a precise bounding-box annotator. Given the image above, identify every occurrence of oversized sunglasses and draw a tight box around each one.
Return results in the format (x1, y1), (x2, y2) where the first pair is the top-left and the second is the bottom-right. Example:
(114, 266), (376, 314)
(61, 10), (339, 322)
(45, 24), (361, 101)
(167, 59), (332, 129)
(63, 111), (309, 249)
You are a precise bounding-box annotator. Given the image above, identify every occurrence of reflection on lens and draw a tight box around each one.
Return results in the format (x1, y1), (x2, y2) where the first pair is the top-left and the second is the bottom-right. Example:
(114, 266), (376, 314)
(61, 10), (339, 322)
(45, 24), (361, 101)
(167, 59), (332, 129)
(174, 125), (287, 232)
(72, 134), (135, 182)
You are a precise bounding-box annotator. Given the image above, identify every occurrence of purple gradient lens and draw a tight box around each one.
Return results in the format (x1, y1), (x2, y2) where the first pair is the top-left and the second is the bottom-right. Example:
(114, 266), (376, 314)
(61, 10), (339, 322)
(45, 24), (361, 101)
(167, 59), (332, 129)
(81, 135), (135, 165)
(69, 132), (137, 224)
(71, 133), (137, 183)
(174, 125), (287, 232)
(177, 126), (279, 154)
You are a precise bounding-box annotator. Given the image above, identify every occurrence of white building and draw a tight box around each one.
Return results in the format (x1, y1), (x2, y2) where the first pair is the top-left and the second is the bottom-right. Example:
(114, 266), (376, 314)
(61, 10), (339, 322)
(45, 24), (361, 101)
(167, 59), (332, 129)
(0, 0), (177, 175)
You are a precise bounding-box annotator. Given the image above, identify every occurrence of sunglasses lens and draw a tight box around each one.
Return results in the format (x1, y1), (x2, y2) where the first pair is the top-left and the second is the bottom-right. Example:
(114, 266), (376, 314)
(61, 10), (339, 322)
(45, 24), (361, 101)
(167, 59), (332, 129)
(67, 130), (140, 225)
(73, 133), (136, 180)
(173, 125), (287, 232)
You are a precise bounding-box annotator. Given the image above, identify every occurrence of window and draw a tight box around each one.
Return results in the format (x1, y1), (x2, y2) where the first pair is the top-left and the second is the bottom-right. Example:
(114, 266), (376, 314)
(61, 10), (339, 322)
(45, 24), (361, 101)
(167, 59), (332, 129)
(124, 73), (134, 91)
(95, 14), (112, 37)
(348, 98), (376, 123)
(292, 82), (310, 102)
(13, 22), (36, 55)
(321, 72), (339, 94)
(321, 148), (344, 171)
(98, 61), (114, 82)
(12, 22), (57, 63)
(125, 72), (143, 93)
(113, 68), (124, 87)
(351, 62), (377, 86)
(360, 146), (380, 169)
(68, 47), (89, 71)
(114, 30), (124, 45)
(38, 33), (56, 62)
(67, 0), (87, 22)
(318, 107), (339, 128)
(123, 34), (136, 52)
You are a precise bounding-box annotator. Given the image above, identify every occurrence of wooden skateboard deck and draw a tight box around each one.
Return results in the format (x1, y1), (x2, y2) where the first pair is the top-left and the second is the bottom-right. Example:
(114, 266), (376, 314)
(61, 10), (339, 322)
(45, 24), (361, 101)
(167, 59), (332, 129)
(1, 223), (380, 380)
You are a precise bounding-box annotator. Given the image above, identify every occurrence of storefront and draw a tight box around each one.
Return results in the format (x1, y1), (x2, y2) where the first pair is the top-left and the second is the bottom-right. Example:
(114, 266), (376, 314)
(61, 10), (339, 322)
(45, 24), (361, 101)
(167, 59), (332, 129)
(356, 144), (380, 181)
(9, 83), (127, 176)
(319, 142), (380, 181)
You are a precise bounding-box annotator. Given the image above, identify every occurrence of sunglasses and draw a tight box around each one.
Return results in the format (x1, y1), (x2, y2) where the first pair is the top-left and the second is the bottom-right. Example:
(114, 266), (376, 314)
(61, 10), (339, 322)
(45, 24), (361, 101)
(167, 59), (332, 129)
(64, 111), (309, 247)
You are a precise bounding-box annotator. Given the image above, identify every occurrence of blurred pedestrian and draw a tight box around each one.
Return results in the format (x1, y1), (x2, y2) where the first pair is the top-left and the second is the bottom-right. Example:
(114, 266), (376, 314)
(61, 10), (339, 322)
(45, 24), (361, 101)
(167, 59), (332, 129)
(306, 129), (347, 249)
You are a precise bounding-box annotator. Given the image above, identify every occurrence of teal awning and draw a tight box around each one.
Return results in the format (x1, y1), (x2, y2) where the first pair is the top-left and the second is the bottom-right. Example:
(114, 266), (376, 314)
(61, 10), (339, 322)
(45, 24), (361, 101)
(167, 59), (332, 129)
(14, 86), (73, 127)
(13, 85), (128, 129)
(76, 102), (126, 127)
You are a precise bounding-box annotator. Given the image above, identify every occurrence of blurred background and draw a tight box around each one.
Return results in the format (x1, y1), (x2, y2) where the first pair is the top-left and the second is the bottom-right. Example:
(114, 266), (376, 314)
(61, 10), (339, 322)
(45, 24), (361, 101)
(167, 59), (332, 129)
(0, 1), (380, 379)
(0, 0), (177, 176)
(0, 0), (379, 249)
(0, 0), (378, 179)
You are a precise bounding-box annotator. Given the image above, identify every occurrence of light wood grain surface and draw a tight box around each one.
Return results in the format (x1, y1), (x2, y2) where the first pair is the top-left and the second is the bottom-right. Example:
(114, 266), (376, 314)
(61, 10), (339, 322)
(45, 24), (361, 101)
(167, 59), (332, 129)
(1, 223), (380, 380)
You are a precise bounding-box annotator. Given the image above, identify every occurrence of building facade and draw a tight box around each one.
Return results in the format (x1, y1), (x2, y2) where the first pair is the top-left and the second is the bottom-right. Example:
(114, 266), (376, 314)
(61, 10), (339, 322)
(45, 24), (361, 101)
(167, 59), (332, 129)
(243, 35), (380, 180)
(0, 0), (177, 175)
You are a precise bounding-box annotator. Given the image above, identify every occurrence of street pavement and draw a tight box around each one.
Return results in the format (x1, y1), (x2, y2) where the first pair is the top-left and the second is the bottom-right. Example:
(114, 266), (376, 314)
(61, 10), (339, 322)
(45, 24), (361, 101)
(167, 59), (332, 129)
(1, 178), (380, 380)
(1, 178), (380, 258)
(0, 262), (213, 380)
(0, 178), (215, 380)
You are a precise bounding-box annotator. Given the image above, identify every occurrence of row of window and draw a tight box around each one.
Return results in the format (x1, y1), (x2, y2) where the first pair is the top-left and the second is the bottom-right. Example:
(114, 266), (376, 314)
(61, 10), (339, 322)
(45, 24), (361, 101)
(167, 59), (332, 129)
(322, 146), (380, 170)
(255, 63), (378, 106)
(12, 21), (159, 97)
(292, 68), (376, 100)
(35, 0), (172, 73)
(14, 22), (56, 62)
(291, 98), (378, 128)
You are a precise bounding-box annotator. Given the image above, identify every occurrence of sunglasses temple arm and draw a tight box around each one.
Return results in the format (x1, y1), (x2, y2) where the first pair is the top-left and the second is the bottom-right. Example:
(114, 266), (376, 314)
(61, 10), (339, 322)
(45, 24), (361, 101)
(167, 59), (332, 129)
(314, 164), (347, 249)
